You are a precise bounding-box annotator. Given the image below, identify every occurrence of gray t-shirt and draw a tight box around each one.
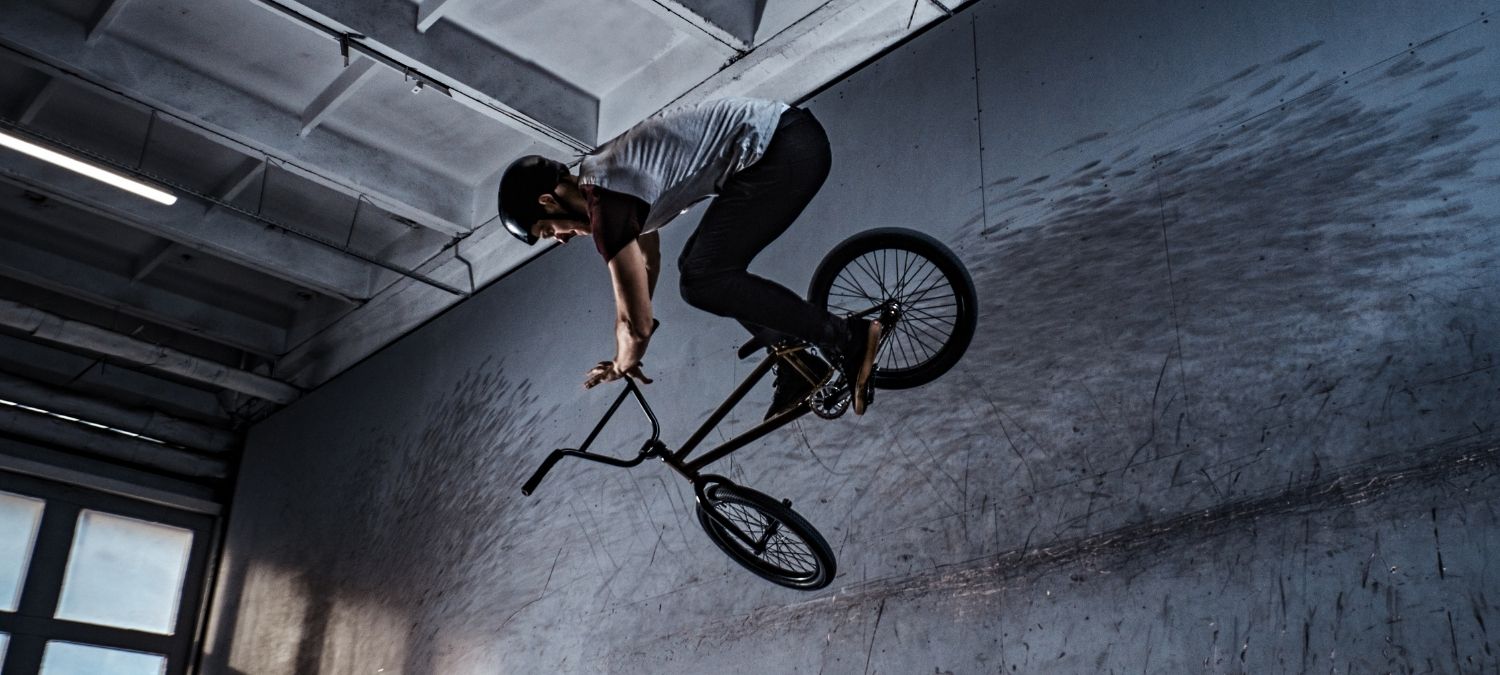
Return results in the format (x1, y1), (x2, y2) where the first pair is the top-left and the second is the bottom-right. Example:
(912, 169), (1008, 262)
(579, 97), (790, 233)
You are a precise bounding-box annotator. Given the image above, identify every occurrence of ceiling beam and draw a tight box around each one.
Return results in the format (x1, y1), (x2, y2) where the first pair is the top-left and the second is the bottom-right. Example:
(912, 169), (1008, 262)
(415, 0), (463, 34)
(624, 0), (749, 53)
(0, 370), (237, 454)
(130, 240), (176, 282)
(0, 14), (475, 234)
(0, 298), (301, 404)
(204, 157), (266, 215)
(0, 436), (222, 513)
(0, 233), (289, 356)
(0, 334), (229, 424)
(86, 0), (135, 45)
(275, 218), (539, 388)
(0, 162), (376, 302)
(0, 404), (227, 479)
(17, 76), (60, 126)
(299, 56), (380, 137)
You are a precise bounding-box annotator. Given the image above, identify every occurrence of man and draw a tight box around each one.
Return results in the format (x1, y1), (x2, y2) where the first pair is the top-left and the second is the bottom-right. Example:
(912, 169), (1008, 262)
(497, 97), (882, 417)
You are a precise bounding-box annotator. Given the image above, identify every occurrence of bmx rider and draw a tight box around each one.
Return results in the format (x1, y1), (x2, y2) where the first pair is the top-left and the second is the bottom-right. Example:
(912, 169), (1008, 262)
(497, 97), (883, 417)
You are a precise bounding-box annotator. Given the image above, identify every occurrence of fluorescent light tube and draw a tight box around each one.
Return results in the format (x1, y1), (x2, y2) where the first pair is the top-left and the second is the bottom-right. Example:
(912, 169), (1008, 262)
(0, 129), (177, 205)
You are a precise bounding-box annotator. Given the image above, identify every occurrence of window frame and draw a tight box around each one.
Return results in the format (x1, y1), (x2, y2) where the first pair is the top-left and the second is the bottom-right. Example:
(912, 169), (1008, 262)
(0, 470), (217, 675)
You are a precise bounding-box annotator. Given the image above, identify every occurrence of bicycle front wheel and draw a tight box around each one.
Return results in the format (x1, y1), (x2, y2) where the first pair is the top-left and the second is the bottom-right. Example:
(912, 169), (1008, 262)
(809, 228), (977, 390)
(696, 481), (835, 590)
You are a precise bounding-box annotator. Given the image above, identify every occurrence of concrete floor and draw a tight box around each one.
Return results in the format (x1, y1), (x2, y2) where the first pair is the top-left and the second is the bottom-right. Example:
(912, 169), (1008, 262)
(202, 0), (1500, 672)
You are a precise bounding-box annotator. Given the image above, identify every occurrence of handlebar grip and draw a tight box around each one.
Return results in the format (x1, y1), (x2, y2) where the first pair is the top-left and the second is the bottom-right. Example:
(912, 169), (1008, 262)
(521, 449), (567, 496)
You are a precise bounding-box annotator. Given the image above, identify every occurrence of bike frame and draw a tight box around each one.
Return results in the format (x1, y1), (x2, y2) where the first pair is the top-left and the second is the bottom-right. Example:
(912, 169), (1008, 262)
(520, 342), (827, 497)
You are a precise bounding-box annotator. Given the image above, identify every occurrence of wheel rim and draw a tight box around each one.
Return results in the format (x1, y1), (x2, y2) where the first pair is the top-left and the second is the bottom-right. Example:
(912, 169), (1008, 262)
(823, 247), (963, 376)
(707, 493), (821, 578)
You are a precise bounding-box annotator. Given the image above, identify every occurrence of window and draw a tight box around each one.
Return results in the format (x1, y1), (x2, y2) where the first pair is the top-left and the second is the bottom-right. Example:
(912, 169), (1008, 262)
(40, 641), (168, 675)
(0, 492), (45, 612)
(0, 473), (214, 675)
(55, 512), (194, 634)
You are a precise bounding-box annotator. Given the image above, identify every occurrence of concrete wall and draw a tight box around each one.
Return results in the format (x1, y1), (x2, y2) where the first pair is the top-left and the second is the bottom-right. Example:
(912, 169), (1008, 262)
(202, 0), (1500, 672)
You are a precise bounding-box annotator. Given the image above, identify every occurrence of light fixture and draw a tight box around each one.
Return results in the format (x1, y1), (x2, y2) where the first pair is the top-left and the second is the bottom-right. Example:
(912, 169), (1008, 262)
(0, 129), (177, 205)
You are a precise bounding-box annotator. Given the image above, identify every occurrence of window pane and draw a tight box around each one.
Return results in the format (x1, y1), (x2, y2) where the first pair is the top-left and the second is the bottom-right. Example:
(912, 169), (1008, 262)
(0, 490), (46, 611)
(54, 511), (193, 634)
(41, 641), (166, 675)
(1, 632), (9, 663)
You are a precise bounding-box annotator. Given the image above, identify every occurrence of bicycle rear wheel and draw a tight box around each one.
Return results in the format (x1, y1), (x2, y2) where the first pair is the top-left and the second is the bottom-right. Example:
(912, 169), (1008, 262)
(696, 480), (835, 590)
(808, 228), (977, 390)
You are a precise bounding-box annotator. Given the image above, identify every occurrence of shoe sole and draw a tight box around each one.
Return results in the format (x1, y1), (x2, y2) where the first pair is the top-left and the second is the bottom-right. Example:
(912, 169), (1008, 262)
(853, 321), (881, 415)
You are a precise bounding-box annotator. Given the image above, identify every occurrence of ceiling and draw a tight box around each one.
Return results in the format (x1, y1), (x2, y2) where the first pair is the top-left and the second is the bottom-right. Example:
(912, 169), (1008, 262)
(0, 0), (963, 486)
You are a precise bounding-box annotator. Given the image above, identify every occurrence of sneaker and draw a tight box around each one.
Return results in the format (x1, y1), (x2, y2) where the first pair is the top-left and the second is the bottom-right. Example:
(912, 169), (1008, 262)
(837, 318), (883, 415)
(764, 349), (831, 421)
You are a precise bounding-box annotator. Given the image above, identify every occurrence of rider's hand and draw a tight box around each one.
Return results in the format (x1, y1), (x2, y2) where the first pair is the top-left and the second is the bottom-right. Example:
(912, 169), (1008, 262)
(584, 360), (653, 389)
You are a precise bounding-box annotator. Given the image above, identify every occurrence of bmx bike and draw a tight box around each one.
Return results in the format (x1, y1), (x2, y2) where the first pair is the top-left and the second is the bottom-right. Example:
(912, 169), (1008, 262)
(521, 228), (977, 590)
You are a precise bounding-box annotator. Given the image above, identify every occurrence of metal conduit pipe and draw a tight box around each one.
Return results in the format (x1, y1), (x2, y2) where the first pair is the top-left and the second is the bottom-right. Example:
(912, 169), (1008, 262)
(251, 0), (594, 153)
(0, 299), (301, 405)
(0, 406), (228, 480)
(0, 371), (239, 453)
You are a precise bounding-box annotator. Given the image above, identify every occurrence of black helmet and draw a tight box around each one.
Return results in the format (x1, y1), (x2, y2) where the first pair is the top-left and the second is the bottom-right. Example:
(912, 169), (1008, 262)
(497, 155), (571, 245)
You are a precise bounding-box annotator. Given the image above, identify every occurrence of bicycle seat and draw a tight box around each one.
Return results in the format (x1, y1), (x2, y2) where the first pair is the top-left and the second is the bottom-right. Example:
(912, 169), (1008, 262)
(737, 327), (792, 360)
(737, 335), (767, 360)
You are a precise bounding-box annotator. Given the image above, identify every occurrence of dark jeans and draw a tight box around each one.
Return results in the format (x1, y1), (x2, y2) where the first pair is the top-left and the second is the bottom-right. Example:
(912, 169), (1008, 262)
(677, 108), (848, 350)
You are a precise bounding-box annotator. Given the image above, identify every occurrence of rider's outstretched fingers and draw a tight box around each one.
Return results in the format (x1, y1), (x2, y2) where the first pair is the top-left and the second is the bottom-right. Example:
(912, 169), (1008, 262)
(584, 362), (614, 389)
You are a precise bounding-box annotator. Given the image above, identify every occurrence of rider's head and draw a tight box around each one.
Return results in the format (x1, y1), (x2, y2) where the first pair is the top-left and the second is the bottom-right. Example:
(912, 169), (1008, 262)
(498, 155), (590, 245)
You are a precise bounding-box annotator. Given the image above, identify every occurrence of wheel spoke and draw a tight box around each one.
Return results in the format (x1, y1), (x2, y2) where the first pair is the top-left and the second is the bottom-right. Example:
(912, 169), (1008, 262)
(852, 253), (891, 300)
(901, 317), (949, 353)
(810, 234), (973, 395)
(904, 306), (958, 329)
(834, 270), (878, 304)
(829, 280), (879, 304)
(898, 274), (951, 309)
(898, 319), (943, 354)
(905, 299), (959, 314)
(888, 320), (916, 370)
(892, 251), (934, 303)
(708, 495), (822, 576)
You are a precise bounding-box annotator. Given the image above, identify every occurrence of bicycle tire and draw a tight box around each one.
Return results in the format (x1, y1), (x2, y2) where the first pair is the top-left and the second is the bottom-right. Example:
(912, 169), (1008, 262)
(808, 228), (977, 390)
(696, 481), (835, 590)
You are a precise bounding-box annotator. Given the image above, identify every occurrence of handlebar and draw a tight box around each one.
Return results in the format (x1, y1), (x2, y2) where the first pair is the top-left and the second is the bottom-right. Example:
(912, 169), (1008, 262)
(521, 446), (648, 495)
(520, 378), (662, 496)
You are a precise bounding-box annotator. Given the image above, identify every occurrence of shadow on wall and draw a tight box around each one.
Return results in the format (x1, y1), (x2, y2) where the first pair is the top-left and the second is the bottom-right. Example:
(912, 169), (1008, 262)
(773, 36), (1499, 576)
(951, 39), (1498, 475)
(205, 361), (561, 674)
(967, 40), (1496, 374)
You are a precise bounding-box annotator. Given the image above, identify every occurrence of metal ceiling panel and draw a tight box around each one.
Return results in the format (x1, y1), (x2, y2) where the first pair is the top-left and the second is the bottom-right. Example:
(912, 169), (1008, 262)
(109, 0), (350, 115)
(0, 3), (476, 232)
(755, 0), (837, 44)
(672, 0), (766, 46)
(310, 64), (532, 187)
(444, 0), (699, 97)
(263, 0), (599, 144)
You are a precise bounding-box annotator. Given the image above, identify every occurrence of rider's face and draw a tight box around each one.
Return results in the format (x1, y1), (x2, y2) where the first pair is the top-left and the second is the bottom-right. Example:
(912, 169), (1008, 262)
(531, 186), (590, 243)
(532, 216), (589, 244)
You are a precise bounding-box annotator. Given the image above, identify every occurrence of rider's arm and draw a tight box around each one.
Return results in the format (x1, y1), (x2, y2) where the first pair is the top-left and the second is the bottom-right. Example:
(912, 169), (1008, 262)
(638, 230), (661, 299)
(607, 239), (654, 370)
